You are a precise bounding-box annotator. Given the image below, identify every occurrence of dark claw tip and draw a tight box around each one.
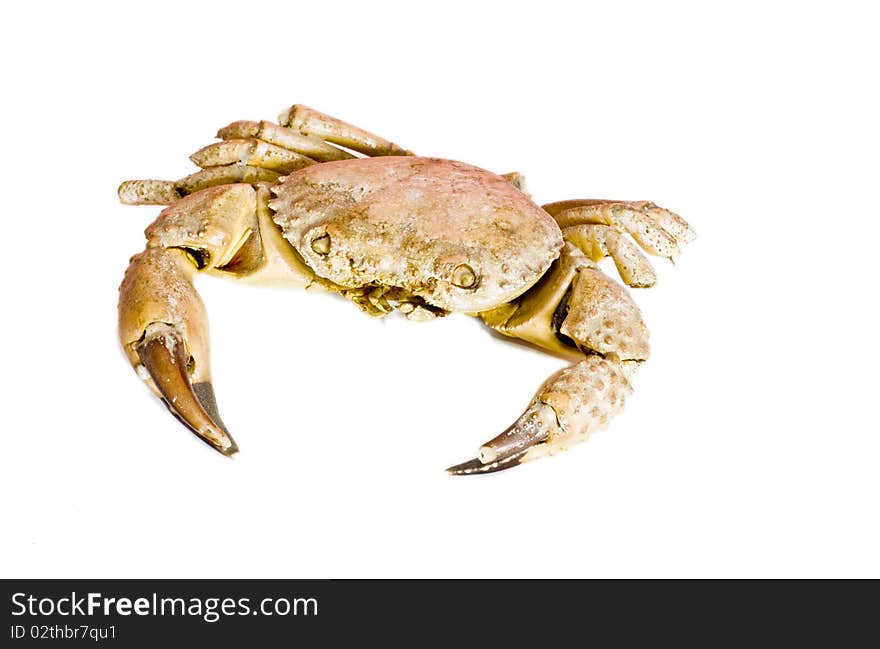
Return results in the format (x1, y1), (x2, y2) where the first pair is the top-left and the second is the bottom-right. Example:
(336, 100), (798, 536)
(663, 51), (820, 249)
(445, 450), (529, 476)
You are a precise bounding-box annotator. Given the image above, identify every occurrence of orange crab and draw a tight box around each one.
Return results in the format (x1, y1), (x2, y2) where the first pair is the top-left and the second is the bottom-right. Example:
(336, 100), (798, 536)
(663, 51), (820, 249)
(118, 104), (694, 474)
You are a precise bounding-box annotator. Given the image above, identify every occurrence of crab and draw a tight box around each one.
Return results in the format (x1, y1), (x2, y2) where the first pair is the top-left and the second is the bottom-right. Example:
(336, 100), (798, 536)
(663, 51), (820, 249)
(118, 104), (695, 474)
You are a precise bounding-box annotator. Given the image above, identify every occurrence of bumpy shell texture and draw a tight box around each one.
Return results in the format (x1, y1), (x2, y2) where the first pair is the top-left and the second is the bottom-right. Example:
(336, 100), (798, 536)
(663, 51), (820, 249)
(270, 157), (563, 313)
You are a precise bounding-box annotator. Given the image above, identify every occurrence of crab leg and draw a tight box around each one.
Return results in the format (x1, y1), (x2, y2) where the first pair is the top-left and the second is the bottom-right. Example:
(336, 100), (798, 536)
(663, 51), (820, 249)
(563, 224), (656, 287)
(217, 120), (355, 162)
(277, 104), (413, 157)
(544, 200), (696, 245)
(119, 165), (282, 206)
(190, 139), (317, 174)
(117, 179), (182, 206)
(451, 244), (650, 474)
(543, 199), (695, 287)
(120, 104), (417, 207)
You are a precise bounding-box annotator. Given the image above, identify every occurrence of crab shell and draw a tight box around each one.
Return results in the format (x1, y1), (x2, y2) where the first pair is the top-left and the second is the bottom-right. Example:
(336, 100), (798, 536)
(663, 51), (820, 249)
(269, 157), (564, 313)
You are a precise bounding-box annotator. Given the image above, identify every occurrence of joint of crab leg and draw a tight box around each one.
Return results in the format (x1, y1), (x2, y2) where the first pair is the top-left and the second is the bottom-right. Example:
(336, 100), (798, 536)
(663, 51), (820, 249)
(190, 139), (317, 174)
(136, 323), (237, 455)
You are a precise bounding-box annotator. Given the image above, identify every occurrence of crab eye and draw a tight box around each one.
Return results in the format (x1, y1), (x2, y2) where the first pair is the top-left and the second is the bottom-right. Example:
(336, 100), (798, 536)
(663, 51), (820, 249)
(310, 233), (331, 255)
(451, 263), (478, 288)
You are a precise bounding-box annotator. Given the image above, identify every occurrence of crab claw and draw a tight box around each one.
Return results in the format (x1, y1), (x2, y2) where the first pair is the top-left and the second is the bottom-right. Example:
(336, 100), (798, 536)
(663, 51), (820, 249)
(447, 356), (637, 475)
(446, 402), (556, 475)
(136, 324), (237, 455)
(119, 247), (237, 455)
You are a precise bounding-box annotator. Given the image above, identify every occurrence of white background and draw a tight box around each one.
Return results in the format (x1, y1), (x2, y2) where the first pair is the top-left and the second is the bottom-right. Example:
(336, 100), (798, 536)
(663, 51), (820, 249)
(2, 1), (878, 578)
